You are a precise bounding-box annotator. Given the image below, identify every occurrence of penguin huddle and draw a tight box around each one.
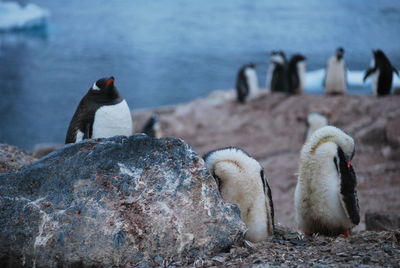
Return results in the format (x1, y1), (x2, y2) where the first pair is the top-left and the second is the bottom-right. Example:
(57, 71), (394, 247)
(266, 51), (307, 95)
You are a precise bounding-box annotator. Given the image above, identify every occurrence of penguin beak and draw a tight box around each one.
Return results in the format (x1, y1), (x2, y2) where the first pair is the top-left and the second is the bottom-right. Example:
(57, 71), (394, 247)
(347, 160), (351, 169)
(105, 76), (115, 86)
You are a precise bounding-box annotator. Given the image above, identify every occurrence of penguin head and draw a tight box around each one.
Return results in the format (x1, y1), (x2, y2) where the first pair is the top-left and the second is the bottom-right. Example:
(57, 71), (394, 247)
(270, 50), (286, 65)
(290, 54), (307, 64)
(372, 49), (392, 68)
(247, 62), (256, 69)
(336, 47), (345, 60)
(91, 76), (116, 92)
(304, 126), (355, 165)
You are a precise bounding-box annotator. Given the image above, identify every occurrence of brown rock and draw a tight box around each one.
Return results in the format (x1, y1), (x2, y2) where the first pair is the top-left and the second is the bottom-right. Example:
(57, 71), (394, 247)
(0, 144), (36, 173)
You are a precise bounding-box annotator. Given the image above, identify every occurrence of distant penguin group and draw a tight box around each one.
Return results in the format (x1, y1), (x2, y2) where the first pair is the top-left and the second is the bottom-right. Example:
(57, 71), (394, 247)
(266, 51), (307, 95)
(235, 47), (398, 100)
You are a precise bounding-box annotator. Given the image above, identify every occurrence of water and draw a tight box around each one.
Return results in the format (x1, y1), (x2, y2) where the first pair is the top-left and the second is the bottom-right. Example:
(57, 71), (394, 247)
(1, 0), (400, 150)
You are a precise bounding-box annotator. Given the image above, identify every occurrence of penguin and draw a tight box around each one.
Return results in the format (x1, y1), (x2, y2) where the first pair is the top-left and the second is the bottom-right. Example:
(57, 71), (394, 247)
(324, 47), (348, 95)
(287, 54), (307, 94)
(203, 147), (274, 242)
(305, 113), (328, 142)
(294, 126), (360, 237)
(65, 76), (133, 144)
(142, 113), (162, 138)
(364, 49), (399, 96)
(266, 50), (287, 93)
(235, 63), (259, 103)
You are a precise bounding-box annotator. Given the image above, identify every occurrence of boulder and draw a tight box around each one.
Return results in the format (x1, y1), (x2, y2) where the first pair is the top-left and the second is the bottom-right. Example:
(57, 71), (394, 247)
(0, 144), (36, 173)
(365, 211), (400, 231)
(0, 135), (245, 267)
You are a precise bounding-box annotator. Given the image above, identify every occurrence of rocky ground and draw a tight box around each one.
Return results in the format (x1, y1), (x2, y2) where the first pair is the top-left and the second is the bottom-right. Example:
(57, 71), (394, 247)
(133, 91), (400, 267)
(2, 91), (400, 267)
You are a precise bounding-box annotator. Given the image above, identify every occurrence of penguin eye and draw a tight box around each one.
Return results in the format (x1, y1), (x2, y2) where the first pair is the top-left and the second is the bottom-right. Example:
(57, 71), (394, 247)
(92, 82), (100, 90)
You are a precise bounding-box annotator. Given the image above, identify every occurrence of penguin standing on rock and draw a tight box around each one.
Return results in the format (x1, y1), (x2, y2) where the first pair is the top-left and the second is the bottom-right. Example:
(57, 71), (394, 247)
(364, 49), (399, 96)
(235, 63), (259, 103)
(204, 147), (274, 242)
(324, 47), (348, 95)
(142, 113), (162, 138)
(65, 76), (133, 144)
(294, 126), (360, 237)
(266, 50), (287, 93)
(287, 54), (307, 94)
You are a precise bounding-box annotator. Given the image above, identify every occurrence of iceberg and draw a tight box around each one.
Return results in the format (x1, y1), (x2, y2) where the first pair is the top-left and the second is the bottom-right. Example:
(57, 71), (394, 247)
(0, 2), (49, 32)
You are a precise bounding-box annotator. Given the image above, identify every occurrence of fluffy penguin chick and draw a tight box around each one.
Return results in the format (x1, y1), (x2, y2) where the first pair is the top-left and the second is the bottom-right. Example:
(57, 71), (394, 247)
(295, 126), (360, 236)
(305, 113), (328, 142)
(324, 47), (348, 94)
(204, 147), (274, 242)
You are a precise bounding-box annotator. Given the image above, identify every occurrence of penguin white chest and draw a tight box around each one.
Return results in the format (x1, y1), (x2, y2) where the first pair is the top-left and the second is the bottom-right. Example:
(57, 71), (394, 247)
(325, 57), (347, 93)
(244, 68), (259, 99)
(92, 100), (133, 138)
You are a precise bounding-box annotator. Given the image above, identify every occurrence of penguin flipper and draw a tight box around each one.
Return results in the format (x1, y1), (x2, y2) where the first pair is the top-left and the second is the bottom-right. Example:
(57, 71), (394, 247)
(363, 68), (375, 82)
(260, 170), (274, 234)
(337, 147), (360, 225)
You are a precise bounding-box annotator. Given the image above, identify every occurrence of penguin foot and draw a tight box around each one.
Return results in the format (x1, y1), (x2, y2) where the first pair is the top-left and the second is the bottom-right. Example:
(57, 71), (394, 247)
(342, 229), (350, 237)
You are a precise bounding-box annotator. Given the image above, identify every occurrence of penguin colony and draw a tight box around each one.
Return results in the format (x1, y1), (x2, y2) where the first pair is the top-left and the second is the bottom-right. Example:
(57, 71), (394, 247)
(235, 47), (398, 102)
(63, 47), (396, 244)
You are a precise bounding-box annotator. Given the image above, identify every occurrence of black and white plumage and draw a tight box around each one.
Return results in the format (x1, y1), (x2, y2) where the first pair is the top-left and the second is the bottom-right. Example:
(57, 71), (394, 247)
(235, 63), (259, 103)
(305, 113), (328, 142)
(324, 47), (348, 94)
(142, 113), (162, 138)
(203, 147), (274, 242)
(266, 50), (287, 93)
(287, 54), (307, 94)
(294, 126), (360, 236)
(65, 76), (133, 144)
(364, 49), (399, 96)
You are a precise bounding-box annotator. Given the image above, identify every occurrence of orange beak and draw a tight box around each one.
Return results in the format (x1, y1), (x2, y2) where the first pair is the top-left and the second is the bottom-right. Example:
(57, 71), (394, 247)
(105, 76), (115, 86)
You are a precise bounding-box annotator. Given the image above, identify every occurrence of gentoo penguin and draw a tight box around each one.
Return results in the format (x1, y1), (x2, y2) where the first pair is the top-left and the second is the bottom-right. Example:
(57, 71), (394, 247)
(294, 126), (360, 237)
(235, 63), (259, 103)
(65, 76), (133, 144)
(324, 47), (348, 94)
(287, 54), (307, 94)
(364, 49), (399, 96)
(266, 50), (287, 93)
(142, 113), (162, 138)
(203, 147), (274, 242)
(305, 113), (328, 142)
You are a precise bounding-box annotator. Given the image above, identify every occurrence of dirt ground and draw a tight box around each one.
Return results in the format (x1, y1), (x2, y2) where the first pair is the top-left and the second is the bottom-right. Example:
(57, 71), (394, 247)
(134, 91), (400, 267)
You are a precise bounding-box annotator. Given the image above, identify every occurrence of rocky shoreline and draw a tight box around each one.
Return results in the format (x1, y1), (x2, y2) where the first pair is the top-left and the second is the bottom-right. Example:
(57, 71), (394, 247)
(1, 91), (400, 267)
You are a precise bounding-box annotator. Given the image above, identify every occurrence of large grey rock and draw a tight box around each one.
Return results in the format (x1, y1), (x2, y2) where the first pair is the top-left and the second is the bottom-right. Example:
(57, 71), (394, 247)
(0, 144), (36, 173)
(0, 135), (245, 267)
